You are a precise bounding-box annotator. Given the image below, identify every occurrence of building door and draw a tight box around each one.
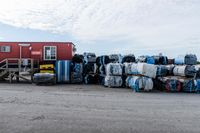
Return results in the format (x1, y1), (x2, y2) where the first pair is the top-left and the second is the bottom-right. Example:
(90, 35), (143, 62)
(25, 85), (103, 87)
(22, 46), (31, 58)
(18, 43), (31, 59)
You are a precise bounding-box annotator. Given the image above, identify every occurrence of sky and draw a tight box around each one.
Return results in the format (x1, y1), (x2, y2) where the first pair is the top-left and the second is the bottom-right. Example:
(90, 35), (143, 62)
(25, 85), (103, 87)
(0, 0), (199, 59)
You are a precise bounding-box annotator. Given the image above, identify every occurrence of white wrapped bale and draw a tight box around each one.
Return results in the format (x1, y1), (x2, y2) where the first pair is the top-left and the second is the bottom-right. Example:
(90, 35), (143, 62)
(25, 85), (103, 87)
(195, 65), (200, 71)
(104, 76), (123, 88)
(123, 63), (139, 75)
(173, 66), (186, 77)
(165, 65), (175, 75)
(173, 65), (196, 77)
(137, 63), (157, 78)
(142, 77), (154, 91)
(106, 63), (123, 76)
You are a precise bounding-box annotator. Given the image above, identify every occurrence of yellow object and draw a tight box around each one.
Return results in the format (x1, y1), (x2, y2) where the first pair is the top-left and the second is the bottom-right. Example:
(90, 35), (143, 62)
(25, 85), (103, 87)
(40, 64), (54, 69)
(40, 70), (54, 74)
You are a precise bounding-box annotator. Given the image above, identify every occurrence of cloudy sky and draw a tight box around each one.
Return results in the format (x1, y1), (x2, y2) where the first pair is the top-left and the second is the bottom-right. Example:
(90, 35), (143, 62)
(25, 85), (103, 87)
(0, 0), (199, 59)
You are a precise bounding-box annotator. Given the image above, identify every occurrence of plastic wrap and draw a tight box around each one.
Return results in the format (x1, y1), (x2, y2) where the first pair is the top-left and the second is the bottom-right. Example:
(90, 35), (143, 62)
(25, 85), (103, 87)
(173, 65), (196, 77)
(126, 76), (153, 92)
(185, 54), (197, 65)
(104, 76), (123, 87)
(106, 63), (123, 76)
(122, 55), (135, 63)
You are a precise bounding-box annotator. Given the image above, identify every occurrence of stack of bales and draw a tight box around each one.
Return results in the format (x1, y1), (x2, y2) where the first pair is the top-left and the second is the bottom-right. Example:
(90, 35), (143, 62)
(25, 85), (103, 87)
(173, 54), (197, 93)
(96, 55), (110, 85)
(104, 63), (123, 88)
(125, 63), (155, 92)
(156, 54), (198, 93)
(139, 55), (180, 92)
(71, 54), (83, 83)
(83, 53), (97, 84)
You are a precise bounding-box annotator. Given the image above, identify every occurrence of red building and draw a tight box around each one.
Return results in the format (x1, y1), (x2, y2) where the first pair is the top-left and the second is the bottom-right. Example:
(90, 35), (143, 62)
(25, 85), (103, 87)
(0, 42), (75, 62)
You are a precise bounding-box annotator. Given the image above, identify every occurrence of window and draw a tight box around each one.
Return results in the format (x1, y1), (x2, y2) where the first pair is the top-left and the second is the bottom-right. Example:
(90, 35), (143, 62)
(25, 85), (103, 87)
(44, 46), (57, 60)
(1, 46), (11, 52)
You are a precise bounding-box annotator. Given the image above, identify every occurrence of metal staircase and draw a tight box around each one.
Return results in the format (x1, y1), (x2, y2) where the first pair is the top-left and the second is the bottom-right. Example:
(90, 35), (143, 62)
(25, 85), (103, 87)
(0, 59), (8, 80)
(0, 58), (39, 83)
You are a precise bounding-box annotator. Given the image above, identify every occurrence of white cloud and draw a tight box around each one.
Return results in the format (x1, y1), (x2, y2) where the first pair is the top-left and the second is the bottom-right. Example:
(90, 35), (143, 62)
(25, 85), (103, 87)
(0, 0), (199, 58)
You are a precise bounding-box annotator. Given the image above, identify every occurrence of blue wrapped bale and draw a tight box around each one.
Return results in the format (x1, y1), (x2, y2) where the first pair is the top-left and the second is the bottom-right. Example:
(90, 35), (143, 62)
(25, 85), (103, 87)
(146, 56), (155, 64)
(126, 76), (153, 92)
(194, 79), (200, 93)
(174, 56), (185, 65)
(71, 63), (83, 83)
(182, 79), (200, 93)
(156, 65), (168, 77)
(182, 79), (195, 93)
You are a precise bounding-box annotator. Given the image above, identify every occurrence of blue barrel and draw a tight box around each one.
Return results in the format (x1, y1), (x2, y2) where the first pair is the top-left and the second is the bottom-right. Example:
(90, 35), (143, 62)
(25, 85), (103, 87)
(56, 60), (71, 83)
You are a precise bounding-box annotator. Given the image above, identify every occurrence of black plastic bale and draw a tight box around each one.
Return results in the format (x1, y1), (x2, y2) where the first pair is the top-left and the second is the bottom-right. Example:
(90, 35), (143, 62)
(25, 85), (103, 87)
(72, 54), (84, 63)
(122, 55), (135, 63)
(84, 74), (98, 84)
(153, 56), (168, 65)
(96, 56), (110, 66)
(83, 63), (95, 75)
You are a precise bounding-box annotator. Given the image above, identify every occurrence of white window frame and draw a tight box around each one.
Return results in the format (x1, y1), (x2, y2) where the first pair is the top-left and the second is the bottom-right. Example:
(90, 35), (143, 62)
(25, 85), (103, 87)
(43, 46), (57, 60)
(1, 46), (11, 52)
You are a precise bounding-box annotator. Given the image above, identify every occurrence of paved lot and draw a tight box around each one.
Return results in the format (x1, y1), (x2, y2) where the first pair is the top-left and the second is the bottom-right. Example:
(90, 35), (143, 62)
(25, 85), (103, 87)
(0, 83), (200, 133)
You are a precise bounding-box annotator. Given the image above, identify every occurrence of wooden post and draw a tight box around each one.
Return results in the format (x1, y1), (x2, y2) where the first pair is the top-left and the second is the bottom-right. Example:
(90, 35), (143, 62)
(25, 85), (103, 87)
(9, 72), (12, 83)
(16, 72), (19, 82)
(6, 59), (8, 71)
(19, 59), (21, 73)
(31, 59), (34, 83)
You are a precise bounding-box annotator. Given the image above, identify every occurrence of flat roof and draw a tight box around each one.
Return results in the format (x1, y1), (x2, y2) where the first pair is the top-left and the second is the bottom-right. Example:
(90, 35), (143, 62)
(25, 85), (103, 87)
(0, 41), (75, 45)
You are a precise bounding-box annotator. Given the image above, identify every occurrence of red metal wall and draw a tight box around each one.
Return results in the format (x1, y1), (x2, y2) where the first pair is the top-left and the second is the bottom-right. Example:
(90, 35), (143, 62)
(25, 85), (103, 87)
(0, 42), (74, 62)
